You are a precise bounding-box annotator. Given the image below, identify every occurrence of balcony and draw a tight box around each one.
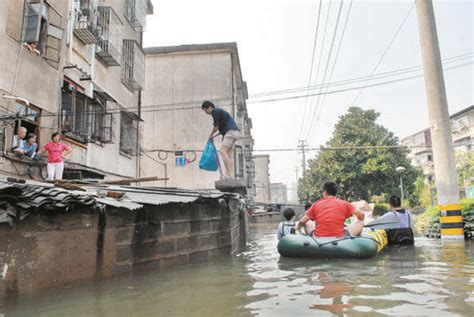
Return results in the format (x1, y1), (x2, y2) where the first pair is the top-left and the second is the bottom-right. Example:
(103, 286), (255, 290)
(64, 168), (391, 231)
(122, 40), (144, 91)
(95, 6), (123, 66)
(124, 0), (147, 32)
(73, 0), (97, 45)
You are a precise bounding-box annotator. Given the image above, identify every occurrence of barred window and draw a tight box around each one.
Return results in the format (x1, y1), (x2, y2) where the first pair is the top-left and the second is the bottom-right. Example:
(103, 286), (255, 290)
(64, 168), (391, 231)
(120, 112), (139, 155)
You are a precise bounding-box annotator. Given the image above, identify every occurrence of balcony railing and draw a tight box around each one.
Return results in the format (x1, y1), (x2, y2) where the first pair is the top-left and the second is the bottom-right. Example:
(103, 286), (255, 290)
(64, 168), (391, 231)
(73, 0), (97, 45)
(124, 0), (147, 32)
(122, 40), (144, 91)
(95, 6), (123, 66)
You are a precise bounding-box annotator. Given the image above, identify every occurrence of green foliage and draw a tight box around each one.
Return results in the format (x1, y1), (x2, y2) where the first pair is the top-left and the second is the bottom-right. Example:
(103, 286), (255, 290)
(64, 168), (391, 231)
(456, 150), (474, 188)
(298, 107), (421, 202)
(373, 203), (389, 217)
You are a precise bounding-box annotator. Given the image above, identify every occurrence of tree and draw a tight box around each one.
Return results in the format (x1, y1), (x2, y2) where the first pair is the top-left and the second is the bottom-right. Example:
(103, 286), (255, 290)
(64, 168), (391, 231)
(298, 107), (420, 204)
(456, 149), (474, 190)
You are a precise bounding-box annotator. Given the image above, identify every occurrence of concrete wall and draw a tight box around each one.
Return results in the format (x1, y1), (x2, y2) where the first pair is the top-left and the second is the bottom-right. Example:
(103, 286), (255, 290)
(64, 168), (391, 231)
(0, 197), (246, 303)
(254, 155), (270, 203)
(142, 50), (247, 189)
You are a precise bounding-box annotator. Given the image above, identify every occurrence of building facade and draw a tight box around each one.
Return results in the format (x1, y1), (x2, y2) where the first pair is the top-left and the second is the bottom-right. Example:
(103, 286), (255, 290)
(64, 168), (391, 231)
(253, 154), (270, 204)
(401, 105), (474, 183)
(270, 182), (288, 204)
(0, 0), (153, 180)
(141, 43), (255, 197)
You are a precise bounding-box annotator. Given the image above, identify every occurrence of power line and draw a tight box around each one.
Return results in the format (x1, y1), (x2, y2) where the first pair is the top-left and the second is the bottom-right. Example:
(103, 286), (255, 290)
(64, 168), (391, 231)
(299, 0), (323, 140)
(1, 58), (471, 121)
(312, 0), (354, 140)
(351, 1), (416, 105)
(304, 0), (345, 140)
(302, 0), (333, 139)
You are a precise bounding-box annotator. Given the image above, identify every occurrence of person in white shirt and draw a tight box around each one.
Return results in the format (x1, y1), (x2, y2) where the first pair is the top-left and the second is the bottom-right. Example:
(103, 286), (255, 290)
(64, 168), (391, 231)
(277, 208), (296, 240)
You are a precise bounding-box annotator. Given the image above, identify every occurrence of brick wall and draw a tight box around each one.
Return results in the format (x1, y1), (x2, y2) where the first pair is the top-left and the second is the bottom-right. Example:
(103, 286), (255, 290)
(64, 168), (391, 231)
(0, 196), (246, 304)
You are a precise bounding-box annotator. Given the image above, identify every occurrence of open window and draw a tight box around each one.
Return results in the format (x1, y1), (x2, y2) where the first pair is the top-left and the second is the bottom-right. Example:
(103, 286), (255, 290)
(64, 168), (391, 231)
(21, 0), (63, 67)
(13, 102), (42, 147)
(73, 0), (98, 45)
(120, 111), (140, 155)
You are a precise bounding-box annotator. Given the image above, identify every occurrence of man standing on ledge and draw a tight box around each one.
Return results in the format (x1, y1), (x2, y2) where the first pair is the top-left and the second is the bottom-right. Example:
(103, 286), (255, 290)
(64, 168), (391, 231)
(202, 100), (240, 179)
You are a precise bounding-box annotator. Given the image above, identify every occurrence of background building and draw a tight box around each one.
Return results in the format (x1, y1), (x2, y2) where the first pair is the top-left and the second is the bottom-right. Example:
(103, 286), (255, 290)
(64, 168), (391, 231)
(141, 43), (255, 197)
(401, 105), (474, 183)
(0, 0), (153, 180)
(270, 183), (288, 204)
(253, 154), (270, 204)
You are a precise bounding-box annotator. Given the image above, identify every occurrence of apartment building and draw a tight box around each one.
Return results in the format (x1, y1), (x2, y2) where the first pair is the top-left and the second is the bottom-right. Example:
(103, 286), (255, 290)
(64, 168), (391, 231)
(253, 154), (270, 204)
(401, 105), (474, 183)
(141, 43), (255, 197)
(270, 183), (288, 204)
(0, 0), (153, 180)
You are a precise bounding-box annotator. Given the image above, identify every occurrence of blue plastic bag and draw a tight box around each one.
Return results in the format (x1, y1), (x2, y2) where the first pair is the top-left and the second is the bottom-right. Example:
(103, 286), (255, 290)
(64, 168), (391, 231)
(199, 139), (219, 171)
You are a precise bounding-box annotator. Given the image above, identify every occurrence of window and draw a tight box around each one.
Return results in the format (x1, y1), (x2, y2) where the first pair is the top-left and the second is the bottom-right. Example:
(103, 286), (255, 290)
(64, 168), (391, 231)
(451, 115), (470, 133)
(96, 6), (123, 66)
(21, 0), (63, 67)
(13, 102), (42, 146)
(122, 40), (145, 90)
(235, 145), (244, 179)
(124, 0), (147, 32)
(120, 112), (139, 155)
(73, 0), (98, 45)
(61, 80), (112, 143)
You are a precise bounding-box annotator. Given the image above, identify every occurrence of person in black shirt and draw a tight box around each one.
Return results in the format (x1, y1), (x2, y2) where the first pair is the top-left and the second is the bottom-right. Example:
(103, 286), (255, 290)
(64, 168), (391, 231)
(202, 100), (240, 179)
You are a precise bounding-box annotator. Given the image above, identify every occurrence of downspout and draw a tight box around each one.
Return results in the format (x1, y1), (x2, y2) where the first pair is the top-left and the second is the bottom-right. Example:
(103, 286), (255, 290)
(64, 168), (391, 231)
(136, 32), (143, 181)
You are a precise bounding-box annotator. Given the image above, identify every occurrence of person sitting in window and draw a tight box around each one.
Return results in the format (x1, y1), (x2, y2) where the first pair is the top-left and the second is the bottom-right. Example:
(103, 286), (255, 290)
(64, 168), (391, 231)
(13, 133), (38, 158)
(37, 132), (72, 180)
(23, 42), (40, 55)
(12, 127), (27, 151)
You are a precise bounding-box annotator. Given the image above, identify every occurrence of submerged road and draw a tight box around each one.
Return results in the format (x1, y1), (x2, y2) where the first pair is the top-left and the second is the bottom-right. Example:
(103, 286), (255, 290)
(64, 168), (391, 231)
(3, 225), (473, 316)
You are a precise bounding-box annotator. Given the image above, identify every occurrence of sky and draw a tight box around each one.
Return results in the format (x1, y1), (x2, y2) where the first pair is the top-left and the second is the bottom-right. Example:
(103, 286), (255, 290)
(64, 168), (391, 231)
(144, 0), (474, 201)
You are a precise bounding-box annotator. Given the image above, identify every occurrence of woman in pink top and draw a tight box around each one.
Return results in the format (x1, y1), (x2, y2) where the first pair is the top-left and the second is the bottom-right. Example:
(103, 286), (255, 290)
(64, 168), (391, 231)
(37, 132), (72, 180)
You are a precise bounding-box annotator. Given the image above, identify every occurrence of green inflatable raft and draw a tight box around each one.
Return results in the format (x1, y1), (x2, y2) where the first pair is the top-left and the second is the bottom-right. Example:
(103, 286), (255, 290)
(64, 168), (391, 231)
(277, 229), (388, 259)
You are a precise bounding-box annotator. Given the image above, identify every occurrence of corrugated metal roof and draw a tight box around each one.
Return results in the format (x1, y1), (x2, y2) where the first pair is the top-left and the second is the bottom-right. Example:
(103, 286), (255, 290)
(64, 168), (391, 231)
(0, 179), (241, 223)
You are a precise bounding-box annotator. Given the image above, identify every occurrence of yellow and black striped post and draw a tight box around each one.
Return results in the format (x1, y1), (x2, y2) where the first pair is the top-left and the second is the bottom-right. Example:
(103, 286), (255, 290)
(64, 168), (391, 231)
(439, 204), (464, 239)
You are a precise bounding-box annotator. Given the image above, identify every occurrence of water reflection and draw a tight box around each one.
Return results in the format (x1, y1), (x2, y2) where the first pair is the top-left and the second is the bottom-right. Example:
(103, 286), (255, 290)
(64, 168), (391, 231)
(2, 226), (473, 316)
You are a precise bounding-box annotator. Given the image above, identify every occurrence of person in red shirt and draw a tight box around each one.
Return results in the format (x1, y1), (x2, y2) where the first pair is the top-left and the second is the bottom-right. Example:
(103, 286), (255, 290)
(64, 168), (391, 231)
(37, 132), (72, 180)
(295, 182), (365, 237)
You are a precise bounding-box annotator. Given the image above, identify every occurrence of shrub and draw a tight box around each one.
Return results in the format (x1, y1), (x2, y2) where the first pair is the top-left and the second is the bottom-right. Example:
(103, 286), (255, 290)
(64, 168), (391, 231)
(373, 203), (389, 217)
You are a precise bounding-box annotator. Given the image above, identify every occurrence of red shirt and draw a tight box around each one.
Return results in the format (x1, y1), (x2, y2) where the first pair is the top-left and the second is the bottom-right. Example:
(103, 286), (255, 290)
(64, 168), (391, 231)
(44, 142), (70, 163)
(306, 197), (355, 237)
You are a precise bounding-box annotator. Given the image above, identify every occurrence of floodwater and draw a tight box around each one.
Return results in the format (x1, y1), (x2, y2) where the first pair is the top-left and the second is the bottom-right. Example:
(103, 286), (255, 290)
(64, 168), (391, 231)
(3, 226), (474, 316)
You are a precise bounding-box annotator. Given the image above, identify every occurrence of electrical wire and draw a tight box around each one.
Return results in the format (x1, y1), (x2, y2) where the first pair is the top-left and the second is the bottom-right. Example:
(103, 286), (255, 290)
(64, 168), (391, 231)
(304, 0), (347, 139)
(0, 57), (471, 121)
(351, 1), (416, 105)
(311, 0), (354, 139)
(302, 0), (333, 139)
(299, 0), (323, 140)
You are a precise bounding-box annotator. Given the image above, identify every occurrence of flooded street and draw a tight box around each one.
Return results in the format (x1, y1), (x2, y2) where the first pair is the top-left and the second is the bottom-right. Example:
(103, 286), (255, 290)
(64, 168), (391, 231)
(3, 226), (474, 316)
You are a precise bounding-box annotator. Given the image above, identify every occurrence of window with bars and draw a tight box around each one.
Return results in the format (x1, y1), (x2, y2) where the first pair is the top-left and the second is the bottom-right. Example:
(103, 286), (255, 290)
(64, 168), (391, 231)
(73, 0), (98, 44)
(122, 40), (145, 91)
(21, 0), (63, 67)
(61, 81), (112, 143)
(120, 112), (139, 155)
(96, 6), (123, 66)
(124, 0), (147, 32)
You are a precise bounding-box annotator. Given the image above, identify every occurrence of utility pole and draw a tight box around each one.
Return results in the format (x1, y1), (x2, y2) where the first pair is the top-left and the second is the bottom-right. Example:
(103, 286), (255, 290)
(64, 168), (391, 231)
(298, 140), (308, 177)
(416, 0), (464, 239)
